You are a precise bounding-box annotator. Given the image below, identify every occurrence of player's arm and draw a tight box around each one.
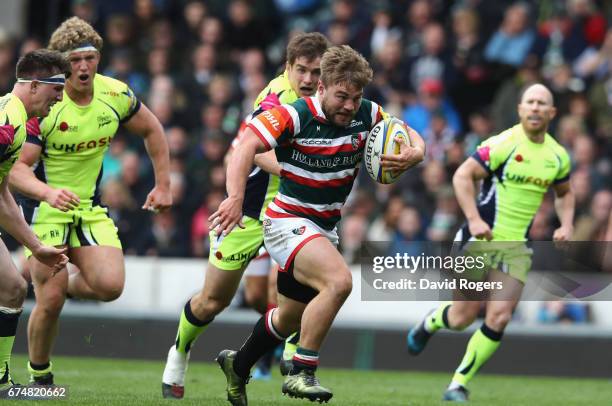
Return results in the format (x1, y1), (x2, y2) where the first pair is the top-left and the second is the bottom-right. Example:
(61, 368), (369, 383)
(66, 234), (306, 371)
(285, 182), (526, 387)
(552, 180), (574, 241)
(210, 129), (268, 235)
(226, 127), (282, 176)
(0, 175), (67, 271)
(10, 141), (79, 211)
(453, 157), (493, 240)
(122, 103), (172, 212)
(254, 150), (281, 176)
(225, 148), (281, 176)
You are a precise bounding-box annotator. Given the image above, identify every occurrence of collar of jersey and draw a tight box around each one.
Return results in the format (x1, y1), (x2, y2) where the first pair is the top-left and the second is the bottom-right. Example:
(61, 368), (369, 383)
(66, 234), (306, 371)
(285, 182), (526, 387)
(513, 124), (549, 146)
(306, 95), (328, 123)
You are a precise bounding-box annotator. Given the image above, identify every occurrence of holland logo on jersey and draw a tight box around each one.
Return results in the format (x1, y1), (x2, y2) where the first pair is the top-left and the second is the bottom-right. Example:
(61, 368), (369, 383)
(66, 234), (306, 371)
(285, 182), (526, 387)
(292, 226), (306, 235)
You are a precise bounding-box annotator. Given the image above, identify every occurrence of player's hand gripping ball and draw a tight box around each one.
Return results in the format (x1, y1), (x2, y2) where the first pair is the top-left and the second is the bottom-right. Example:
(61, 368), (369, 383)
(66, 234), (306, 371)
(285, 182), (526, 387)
(364, 117), (412, 184)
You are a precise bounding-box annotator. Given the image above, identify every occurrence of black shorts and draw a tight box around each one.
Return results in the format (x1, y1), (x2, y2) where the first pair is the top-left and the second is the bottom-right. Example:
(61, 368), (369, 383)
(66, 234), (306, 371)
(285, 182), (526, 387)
(277, 262), (318, 304)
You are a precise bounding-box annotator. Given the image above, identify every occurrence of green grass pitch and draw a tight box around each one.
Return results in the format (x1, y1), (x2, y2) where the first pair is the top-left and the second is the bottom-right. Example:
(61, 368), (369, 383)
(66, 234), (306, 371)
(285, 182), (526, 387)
(4, 354), (610, 405)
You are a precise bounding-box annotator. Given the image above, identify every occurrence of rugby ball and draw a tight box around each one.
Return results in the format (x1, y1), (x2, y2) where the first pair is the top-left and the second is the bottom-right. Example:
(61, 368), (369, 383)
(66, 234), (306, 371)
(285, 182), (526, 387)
(364, 117), (411, 184)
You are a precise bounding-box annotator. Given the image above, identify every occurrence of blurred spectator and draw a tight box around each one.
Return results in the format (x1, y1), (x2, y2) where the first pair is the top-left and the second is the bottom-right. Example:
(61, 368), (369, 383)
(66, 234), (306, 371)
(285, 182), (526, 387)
(225, 0), (267, 55)
(368, 36), (411, 108)
(402, 78), (461, 136)
(103, 49), (148, 97)
(402, 0), (434, 59)
(368, 195), (405, 242)
(369, 3), (399, 57)
(448, 6), (492, 121)
(102, 178), (152, 255)
(149, 210), (191, 257)
(423, 112), (457, 162)
(340, 214), (368, 264)
(0, 30), (15, 95)
(490, 57), (541, 132)
(484, 2), (535, 67)
(538, 301), (590, 323)
(573, 189), (612, 241)
(570, 167), (593, 216)
(426, 187), (460, 242)
(408, 22), (456, 92)
(191, 188), (225, 257)
(388, 205), (426, 257)
(463, 108), (493, 156)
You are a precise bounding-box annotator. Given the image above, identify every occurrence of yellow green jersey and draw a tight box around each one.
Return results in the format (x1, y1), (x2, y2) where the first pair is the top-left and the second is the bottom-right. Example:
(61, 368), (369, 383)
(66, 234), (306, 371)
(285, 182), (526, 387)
(25, 74), (140, 207)
(0, 93), (28, 183)
(234, 70), (298, 220)
(466, 124), (571, 241)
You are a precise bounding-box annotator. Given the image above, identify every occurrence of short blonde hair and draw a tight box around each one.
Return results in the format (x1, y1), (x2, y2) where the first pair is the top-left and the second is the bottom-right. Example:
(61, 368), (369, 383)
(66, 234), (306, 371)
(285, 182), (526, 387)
(320, 45), (372, 89)
(48, 17), (103, 53)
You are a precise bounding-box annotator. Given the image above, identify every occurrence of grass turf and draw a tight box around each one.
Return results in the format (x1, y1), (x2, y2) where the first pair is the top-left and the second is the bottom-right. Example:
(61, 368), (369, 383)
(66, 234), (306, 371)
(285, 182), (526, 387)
(4, 354), (610, 405)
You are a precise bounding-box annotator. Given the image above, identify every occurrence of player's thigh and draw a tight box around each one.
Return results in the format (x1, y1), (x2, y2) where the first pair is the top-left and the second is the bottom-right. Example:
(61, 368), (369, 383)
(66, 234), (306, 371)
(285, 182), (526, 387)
(200, 262), (245, 305)
(263, 215), (348, 292)
(0, 239), (26, 304)
(208, 216), (264, 272)
(292, 237), (351, 293)
(69, 246), (125, 284)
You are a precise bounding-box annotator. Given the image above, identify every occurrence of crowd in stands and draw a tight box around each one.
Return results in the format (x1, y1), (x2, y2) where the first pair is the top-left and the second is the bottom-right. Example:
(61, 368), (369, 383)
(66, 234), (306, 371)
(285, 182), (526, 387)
(1, 0), (609, 262)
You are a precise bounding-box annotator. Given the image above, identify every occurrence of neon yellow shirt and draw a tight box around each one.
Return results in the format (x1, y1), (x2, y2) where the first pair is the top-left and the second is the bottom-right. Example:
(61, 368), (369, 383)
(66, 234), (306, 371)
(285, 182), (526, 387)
(27, 74), (140, 207)
(0, 93), (28, 183)
(472, 124), (571, 240)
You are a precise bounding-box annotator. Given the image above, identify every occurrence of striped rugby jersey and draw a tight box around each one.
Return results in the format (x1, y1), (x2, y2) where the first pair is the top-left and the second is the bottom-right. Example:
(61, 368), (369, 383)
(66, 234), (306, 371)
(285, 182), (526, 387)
(248, 95), (389, 230)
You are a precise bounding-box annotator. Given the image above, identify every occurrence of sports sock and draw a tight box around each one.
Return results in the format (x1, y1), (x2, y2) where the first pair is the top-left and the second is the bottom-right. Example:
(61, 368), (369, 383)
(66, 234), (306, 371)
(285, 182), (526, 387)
(425, 302), (451, 333)
(451, 323), (503, 387)
(290, 347), (319, 374)
(233, 308), (286, 379)
(175, 299), (213, 354)
(28, 361), (52, 377)
(0, 307), (22, 384)
(283, 332), (300, 360)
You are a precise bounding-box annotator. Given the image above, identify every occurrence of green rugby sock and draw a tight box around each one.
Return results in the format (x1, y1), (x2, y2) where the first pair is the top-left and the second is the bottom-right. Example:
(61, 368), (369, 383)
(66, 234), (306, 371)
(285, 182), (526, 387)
(175, 300), (213, 354)
(425, 302), (451, 333)
(0, 307), (22, 384)
(451, 323), (503, 387)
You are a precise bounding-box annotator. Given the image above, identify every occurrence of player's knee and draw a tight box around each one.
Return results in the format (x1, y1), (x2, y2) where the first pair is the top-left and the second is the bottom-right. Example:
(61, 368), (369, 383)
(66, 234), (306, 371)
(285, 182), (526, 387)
(449, 312), (476, 331)
(198, 296), (231, 318)
(40, 291), (66, 317)
(4, 276), (27, 308)
(97, 282), (123, 302)
(328, 271), (353, 302)
(487, 310), (512, 331)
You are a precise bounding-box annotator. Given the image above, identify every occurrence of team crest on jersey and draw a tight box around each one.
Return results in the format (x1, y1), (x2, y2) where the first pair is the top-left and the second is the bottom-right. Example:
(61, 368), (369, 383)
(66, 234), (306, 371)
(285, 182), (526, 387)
(351, 134), (360, 150)
(97, 114), (113, 129)
(292, 226), (306, 235)
(57, 122), (78, 132)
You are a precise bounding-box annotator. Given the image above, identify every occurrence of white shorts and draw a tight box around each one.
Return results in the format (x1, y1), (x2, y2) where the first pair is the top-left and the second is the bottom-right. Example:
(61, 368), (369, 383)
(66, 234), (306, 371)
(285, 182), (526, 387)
(243, 246), (272, 277)
(263, 214), (338, 271)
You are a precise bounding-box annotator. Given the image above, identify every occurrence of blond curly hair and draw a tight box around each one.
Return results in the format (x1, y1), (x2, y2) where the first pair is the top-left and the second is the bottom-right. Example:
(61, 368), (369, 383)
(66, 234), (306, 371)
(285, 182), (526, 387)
(48, 17), (103, 53)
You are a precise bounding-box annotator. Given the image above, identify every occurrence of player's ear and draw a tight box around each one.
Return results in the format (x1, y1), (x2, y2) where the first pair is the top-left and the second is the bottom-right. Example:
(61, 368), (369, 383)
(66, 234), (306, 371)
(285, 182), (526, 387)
(30, 80), (38, 94)
(317, 80), (324, 95)
(549, 106), (557, 120)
